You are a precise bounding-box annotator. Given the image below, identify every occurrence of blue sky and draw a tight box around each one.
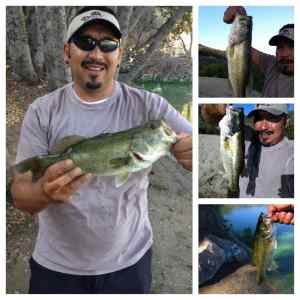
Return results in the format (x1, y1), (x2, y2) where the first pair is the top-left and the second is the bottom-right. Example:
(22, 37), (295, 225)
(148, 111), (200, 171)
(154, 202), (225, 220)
(233, 104), (294, 115)
(199, 6), (294, 55)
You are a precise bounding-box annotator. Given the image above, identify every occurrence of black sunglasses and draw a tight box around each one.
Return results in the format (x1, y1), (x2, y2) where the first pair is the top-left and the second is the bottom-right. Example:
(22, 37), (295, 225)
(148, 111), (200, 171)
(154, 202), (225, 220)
(71, 35), (120, 53)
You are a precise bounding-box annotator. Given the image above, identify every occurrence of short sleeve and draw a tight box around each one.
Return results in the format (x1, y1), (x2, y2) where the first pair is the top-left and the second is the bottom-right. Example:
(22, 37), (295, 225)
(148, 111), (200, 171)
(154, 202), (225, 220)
(145, 93), (192, 134)
(15, 103), (49, 163)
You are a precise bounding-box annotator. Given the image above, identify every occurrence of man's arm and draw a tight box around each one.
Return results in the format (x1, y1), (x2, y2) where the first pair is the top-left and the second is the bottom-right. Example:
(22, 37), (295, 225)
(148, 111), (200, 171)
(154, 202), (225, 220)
(11, 159), (92, 215)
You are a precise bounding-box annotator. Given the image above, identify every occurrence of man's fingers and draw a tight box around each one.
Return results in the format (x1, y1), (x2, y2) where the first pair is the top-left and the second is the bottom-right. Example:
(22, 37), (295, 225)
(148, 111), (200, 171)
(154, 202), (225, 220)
(283, 212), (294, 225)
(43, 167), (83, 195)
(173, 150), (192, 160)
(67, 173), (93, 194)
(176, 159), (192, 171)
(44, 159), (75, 181)
(172, 135), (192, 153)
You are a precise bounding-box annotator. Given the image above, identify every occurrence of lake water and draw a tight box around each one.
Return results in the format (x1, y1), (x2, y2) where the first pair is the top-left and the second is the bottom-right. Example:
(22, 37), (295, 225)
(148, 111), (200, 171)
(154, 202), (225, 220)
(136, 82), (192, 112)
(221, 205), (294, 294)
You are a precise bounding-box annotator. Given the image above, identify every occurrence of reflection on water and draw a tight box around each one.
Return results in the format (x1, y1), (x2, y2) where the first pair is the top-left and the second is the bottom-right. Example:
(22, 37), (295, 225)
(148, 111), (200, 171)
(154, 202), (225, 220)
(221, 205), (294, 294)
(136, 82), (192, 112)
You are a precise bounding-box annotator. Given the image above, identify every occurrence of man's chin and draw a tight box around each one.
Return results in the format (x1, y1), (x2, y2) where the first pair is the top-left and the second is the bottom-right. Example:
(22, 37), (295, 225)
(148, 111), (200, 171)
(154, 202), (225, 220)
(259, 136), (272, 147)
(86, 82), (102, 90)
(278, 64), (294, 76)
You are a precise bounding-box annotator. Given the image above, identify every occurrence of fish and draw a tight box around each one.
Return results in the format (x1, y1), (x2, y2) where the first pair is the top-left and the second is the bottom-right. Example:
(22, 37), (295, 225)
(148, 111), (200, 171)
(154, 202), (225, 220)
(219, 105), (245, 197)
(227, 14), (252, 97)
(252, 212), (277, 284)
(12, 120), (177, 187)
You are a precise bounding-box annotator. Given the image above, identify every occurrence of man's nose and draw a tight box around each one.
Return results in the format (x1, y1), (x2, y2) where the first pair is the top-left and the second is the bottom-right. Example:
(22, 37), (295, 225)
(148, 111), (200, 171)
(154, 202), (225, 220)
(278, 46), (291, 58)
(87, 46), (105, 60)
(259, 119), (268, 130)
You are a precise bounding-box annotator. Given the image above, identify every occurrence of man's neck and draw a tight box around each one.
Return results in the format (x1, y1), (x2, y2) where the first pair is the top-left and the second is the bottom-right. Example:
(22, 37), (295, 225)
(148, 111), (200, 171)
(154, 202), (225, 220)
(74, 82), (114, 102)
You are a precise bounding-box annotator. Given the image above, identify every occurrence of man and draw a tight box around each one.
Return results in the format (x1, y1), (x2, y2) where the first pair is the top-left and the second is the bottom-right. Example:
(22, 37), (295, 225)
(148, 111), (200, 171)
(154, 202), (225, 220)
(224, 6), (294, 97)
(11, 6), (192, 294)
(201, 104), (293, 198)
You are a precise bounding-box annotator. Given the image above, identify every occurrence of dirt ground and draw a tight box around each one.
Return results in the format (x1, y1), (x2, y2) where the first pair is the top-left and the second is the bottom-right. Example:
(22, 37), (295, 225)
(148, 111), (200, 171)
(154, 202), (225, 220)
(6, 73), (192, 294)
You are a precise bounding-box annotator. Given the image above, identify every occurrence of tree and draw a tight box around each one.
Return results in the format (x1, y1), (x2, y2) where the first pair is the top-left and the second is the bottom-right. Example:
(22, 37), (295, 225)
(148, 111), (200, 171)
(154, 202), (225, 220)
(6, 7), (37, 82)
(6, 6), (192, 90)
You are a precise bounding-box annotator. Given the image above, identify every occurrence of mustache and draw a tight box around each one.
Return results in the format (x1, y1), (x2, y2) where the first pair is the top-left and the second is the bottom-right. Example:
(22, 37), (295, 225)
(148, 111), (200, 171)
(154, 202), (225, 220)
(81, 60), (107, 69)
(258, 130), (273, 136)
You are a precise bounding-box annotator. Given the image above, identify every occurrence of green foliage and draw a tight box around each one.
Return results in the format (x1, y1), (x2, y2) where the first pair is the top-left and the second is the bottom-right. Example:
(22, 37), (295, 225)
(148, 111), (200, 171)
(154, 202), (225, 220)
(199, 62), (228, 78)
(286, 111), (294, 140)
(199, 60), (264, 93)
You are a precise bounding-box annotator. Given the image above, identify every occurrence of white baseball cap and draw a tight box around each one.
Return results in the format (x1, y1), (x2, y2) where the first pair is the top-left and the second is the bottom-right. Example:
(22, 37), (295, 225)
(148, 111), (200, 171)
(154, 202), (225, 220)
(65, 9), (122, 42)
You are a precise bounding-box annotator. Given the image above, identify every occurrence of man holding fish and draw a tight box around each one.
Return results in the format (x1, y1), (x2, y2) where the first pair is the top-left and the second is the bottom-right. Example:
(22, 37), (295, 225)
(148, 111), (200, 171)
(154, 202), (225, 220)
(10, 6), (192, 294)
(224, 6), (294, 97)
(201, 104), (293, 198)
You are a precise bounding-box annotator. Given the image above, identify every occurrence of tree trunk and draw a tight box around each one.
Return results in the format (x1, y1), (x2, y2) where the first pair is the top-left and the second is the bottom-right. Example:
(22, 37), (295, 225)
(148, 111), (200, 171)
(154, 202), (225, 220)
(38, 7), (71, 91)
(123, 7), (190, 82)
(6, 6), (37, 82)
(24, 6), (45, 78)
(115, 6), (133, 42)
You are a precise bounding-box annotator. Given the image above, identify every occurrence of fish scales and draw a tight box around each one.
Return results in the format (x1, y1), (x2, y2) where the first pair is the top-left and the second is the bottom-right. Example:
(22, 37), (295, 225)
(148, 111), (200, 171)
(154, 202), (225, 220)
(227, 14), (252, 97)
(252, 212), (277, 284)
(219, 106), (245, 197)
(12, 120), (177, 187)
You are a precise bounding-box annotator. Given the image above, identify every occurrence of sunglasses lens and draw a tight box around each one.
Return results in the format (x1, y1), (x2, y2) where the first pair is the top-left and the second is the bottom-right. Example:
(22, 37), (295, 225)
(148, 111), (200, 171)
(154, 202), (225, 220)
(72, 36), (119, 52)
(73, 36), (96, 51)
(99, 40), (119, 52)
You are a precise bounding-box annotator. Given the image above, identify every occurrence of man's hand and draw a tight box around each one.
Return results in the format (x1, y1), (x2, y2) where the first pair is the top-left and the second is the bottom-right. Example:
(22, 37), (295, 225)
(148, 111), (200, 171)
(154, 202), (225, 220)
(41, 159), (92, 202)
(223, 6), (247, 24)
(11, 159), (92, 214)
(171, 134), (192, 171)
(268, 204), (294, 225)
(201, 104), (227, 126)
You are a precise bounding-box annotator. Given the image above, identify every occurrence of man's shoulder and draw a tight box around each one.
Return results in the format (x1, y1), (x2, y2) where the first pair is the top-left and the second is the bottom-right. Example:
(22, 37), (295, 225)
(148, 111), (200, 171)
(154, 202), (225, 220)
(117, 81), (163, 102)
(284, 137), (294, 150)
(30, 83), (72, 110)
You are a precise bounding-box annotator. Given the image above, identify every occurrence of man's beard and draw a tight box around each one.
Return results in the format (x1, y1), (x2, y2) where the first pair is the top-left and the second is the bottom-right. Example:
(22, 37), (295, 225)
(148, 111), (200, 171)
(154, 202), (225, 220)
(277, 60), (294, 76)
(86, 75), (102, 90)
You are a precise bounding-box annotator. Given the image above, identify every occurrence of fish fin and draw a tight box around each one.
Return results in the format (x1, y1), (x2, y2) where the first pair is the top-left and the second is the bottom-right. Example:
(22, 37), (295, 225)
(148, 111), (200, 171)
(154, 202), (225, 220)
(50, 135), (86, 154)
(110, 157), (131, 169)
(115, 172), (130, 188)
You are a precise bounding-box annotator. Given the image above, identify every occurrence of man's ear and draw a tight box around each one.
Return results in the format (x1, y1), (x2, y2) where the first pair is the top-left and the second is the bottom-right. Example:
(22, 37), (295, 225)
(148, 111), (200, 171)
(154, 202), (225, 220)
(117, 47), (123, 66)
(64, 43), (71, 64)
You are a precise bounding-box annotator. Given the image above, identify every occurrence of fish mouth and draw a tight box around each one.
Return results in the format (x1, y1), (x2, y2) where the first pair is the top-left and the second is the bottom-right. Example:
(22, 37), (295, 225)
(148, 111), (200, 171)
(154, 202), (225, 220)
(161, 121), (177, 142)
(132, 151), (146, 162)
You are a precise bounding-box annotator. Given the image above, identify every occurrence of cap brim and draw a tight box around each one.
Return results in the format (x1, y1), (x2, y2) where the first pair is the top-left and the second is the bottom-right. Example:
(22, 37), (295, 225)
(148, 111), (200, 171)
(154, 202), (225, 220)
(71, 19), (122, 41)
(269, 35), (293, 46)
(247, 108), (286, 118)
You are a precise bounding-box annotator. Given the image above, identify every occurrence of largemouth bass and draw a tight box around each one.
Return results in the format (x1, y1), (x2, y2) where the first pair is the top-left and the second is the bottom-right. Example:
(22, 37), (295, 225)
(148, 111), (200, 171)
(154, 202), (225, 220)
(12, 120), (177, 187)
(252, 212), (277, 284)
(227, 14), (252, 97)
(219, 106), (245, 197)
